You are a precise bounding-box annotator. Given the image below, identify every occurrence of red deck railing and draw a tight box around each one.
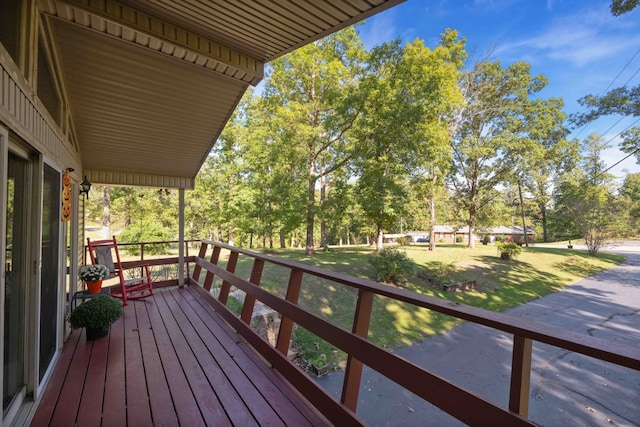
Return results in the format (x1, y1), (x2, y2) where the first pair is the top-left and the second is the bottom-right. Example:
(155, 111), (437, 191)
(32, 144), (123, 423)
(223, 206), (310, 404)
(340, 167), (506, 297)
(183, 240), (640, 426)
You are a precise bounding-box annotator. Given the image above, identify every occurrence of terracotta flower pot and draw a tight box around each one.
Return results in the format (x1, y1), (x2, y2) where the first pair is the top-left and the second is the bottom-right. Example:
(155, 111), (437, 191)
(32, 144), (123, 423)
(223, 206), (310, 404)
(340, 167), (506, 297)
(86, 279), (103, 294)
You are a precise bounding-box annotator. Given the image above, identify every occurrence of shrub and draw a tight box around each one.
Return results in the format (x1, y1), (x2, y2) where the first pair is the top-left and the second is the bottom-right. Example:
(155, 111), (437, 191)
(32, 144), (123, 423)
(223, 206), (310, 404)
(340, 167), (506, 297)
(69, 295), (123, 329)
(482, 235), (492, 245)
(118, 221), (173, 255)
(496, 241), (522, 260)
(370, 248), (414, 284)
(395, 236), (412, 246)
(455, 235), (463, 243)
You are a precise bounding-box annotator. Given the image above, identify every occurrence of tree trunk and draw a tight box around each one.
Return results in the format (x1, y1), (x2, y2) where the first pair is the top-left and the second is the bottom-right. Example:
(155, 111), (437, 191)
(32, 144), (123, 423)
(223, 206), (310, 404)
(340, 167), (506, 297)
(517, 180), (529, 247)
(280, 231), (286, 248)
(429, 176), (436, 251)
(468, 208), (476, 249)
(305, 176), (317, 255)
(102, 186), (111, 239)
(376, 226), (384, 251)
(541, 202), (548, 243)
(319, 169), (327, 248)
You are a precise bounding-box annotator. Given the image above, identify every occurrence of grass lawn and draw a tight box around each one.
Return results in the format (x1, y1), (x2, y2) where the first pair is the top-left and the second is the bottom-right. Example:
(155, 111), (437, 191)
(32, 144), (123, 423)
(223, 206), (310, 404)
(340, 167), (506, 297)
(206, 243), (624, 368)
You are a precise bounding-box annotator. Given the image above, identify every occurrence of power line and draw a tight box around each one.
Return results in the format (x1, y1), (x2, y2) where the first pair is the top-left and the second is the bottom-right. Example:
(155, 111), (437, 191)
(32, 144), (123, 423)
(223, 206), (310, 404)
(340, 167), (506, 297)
(593, 117), (640, 180)
(572, 47), (640, 139)
(601, 46), (640, 94)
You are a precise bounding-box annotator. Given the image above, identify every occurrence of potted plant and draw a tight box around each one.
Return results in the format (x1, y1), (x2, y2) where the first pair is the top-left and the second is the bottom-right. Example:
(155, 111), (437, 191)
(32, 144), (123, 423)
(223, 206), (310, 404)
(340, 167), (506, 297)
(79, 264), (110, 294)
(69, 295), (122, 340)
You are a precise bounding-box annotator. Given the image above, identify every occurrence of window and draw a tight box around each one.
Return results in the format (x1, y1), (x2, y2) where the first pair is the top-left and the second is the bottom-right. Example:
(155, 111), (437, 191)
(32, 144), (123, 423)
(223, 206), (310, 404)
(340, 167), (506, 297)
(0, 0), (21, 63)
(37, 38), (61, 125)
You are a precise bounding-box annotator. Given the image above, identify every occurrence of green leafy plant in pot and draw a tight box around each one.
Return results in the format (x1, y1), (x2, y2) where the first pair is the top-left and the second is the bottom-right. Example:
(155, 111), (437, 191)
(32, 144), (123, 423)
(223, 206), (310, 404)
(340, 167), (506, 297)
(69, 295), (123, 340)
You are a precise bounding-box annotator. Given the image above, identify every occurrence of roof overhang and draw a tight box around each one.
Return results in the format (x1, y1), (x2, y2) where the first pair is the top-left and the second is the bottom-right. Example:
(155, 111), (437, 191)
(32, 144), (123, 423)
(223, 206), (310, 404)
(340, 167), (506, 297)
(39, 0), (404, 188)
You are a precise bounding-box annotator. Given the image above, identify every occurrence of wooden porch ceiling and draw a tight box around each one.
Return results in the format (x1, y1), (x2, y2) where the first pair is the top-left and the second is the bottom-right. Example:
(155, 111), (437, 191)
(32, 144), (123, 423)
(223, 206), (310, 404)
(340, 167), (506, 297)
(38, 0), (404, 188)
(31, 286), (332, 426)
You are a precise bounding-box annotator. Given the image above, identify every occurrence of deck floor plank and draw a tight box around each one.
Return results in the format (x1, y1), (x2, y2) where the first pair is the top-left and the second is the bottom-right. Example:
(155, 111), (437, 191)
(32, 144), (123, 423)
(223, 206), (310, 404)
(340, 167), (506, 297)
(144, 292), (206, 427)
(134, 298), (180, 427)
(75, 329), (110, 426)
(48, 332), (92, 427)
(31, 286), (332, 427)
(160, 290), (259, 426)
(153, 291), (231, 426)
(174, 287), (288, 426)
(102, 309), (127, 427)
(123, 299), (153, 426)
(184, 285), (329, 427)
(29, 329), (81, 427)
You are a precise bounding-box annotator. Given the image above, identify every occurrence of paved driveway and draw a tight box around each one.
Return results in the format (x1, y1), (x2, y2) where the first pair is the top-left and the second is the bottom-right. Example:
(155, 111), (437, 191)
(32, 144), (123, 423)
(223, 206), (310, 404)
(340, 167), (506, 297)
(316, 242), (640, 426)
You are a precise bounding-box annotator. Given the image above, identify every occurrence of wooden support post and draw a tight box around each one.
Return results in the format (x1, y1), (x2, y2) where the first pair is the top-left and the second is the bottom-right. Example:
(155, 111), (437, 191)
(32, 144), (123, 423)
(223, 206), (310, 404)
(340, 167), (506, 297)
(203, 246), (221, 292)
(191, 242), (208, 282)
(240, 258), (265, 324)
(218, 249), (237, 303)
(509, 335), (532, 417)
(276, 269), (303, 355)
(178, 188), (185, 286)
(341, 289), (374, 412)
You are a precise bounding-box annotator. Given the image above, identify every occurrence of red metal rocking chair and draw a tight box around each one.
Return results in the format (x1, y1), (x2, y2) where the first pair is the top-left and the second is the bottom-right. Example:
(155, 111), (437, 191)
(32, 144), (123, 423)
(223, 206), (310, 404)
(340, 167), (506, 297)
(86, 236), (153, 305)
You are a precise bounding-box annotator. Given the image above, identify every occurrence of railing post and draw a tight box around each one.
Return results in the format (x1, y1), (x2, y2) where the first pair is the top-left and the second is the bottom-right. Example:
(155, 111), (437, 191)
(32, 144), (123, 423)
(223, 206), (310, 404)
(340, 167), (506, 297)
(218, 250), (238, 304)
(203, 246), (221, 292)
(341, 289), (374, 412)
(509, 335), (532, 417)
(240, 258), (265, 324)
(276, 269), (303, 355)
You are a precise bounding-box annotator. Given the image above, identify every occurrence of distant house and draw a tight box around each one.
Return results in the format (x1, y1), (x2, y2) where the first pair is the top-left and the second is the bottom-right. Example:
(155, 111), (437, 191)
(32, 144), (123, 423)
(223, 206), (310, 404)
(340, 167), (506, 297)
(399, 225), (536, 244)
(484, 226), (535, 244)
(408, 226), (476, 243)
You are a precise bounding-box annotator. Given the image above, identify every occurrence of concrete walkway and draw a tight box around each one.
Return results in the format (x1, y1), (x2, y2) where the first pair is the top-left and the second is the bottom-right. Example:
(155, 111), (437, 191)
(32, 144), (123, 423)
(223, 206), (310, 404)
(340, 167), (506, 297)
(316, 242), (640, 426)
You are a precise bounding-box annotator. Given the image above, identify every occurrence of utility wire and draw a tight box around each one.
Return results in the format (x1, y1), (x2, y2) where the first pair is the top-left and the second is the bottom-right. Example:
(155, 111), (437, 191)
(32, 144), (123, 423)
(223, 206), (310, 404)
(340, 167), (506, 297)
(572, 48), (640, 139)
(601, 46), (640, 94)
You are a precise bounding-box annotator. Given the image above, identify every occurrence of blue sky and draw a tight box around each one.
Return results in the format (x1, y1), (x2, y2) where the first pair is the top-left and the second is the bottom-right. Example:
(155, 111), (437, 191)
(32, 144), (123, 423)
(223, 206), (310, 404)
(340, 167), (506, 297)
(358, 0), (640, 178)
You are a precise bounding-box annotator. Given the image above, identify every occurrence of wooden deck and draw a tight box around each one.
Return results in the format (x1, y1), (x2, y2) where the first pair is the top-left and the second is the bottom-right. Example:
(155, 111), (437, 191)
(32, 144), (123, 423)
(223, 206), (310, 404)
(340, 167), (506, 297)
(31, 285), (331, 427)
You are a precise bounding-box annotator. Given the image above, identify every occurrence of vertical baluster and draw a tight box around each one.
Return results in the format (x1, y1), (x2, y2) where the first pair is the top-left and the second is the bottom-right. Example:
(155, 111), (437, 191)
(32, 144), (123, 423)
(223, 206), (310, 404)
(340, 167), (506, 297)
(341, 289), (374, 411)
(203, 246), (221, 292)
(185, 241), (191, 284)
(191, 241), (208, 282)
(240, 258), (265, 324)
(509, 335), (532, 417)
(218, 250), (238, 304)
(276, 269), (303, 355)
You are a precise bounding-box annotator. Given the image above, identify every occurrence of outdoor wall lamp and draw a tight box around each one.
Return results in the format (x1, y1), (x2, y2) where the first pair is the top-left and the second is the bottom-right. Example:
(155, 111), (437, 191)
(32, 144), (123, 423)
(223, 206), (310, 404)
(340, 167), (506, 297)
(79, 176), (91, 199)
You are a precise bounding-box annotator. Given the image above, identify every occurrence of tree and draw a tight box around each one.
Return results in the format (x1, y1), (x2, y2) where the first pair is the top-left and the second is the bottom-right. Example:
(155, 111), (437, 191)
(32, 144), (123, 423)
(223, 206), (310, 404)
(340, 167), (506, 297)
(552, 134), (618, 255)
(503, 97), (573, 243)
(620, 172), (640, 234)
(574, 83), (640, 163)
(353, 31), (465, 251)
(264, 27), (367, 255)
(402, 30), (466, 251)
(610, 0), (640, 15)
(448, 60), (548, 248)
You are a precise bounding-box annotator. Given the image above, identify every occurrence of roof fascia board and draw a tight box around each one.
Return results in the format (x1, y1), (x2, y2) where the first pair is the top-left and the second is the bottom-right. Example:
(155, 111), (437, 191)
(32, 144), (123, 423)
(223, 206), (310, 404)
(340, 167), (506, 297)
(265, 0), (406, 62)
(85, 169), (195, 189)
(38, 0), (264, 85)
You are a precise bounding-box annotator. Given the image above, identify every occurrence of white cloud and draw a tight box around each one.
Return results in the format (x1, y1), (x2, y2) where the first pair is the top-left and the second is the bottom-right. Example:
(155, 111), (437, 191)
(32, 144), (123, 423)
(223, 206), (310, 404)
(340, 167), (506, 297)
(359, 12), (401, 49)
(495, 5), (640, 68)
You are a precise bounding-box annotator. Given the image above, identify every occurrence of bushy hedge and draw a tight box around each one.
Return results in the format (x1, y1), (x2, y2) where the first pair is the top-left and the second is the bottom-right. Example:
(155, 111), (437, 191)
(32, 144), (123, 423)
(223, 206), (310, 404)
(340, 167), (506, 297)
(370, 248), (414, 284)
(496, 241), (522, 260)
(395, 236), (412, 246)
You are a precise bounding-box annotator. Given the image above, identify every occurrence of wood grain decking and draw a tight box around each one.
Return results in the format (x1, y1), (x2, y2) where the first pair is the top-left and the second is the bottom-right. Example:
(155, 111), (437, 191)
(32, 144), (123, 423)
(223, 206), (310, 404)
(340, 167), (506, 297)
(31, 286), (330, 427)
